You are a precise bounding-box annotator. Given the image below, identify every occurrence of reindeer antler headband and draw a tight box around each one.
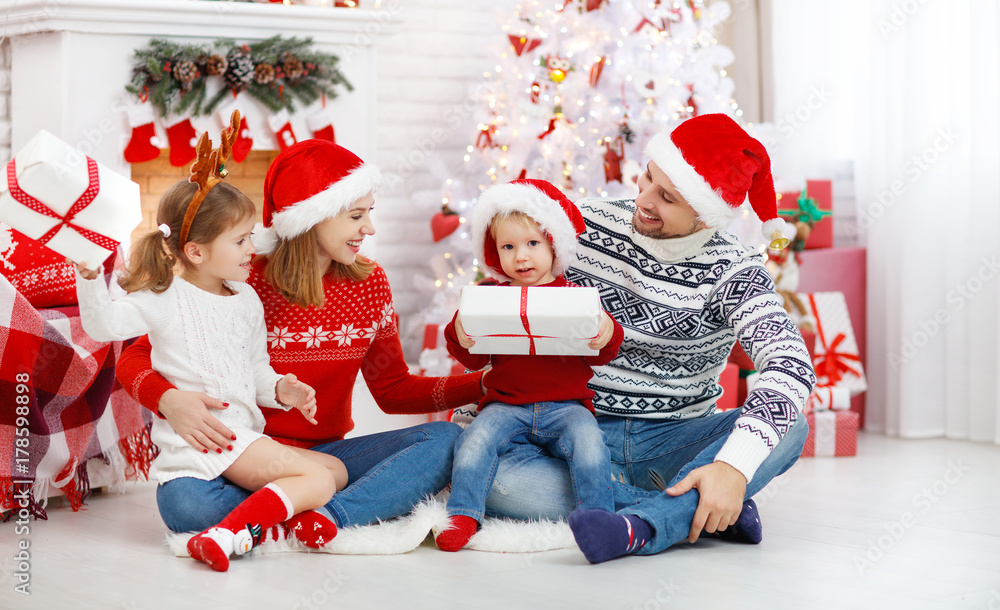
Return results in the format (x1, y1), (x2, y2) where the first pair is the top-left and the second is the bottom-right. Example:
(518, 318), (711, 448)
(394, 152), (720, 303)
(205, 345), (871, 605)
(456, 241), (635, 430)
(179, 110), (241, 247)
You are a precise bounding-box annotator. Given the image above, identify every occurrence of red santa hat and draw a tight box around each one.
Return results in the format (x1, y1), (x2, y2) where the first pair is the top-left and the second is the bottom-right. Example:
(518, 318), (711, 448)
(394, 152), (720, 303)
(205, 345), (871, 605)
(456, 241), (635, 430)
(472, 178), (586, 282)
(253, 139), (384, 254)
(644, 113), (790, 249)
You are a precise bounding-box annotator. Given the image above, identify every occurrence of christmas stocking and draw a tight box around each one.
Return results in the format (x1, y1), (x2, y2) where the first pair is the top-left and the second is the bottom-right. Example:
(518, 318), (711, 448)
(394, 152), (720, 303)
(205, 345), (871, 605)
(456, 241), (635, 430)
(186, 483), (294, 572)
(268, 108), (298, 152)
(165, 116), (198, 167)
(123, 101), (161, 164)
(306, 110), (336, 143)
(218, 99), (253, 163)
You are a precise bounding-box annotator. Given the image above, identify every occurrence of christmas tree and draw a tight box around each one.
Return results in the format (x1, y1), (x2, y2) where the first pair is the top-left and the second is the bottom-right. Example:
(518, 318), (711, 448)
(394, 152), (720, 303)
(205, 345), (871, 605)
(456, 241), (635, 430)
(412, 0), (751, 369)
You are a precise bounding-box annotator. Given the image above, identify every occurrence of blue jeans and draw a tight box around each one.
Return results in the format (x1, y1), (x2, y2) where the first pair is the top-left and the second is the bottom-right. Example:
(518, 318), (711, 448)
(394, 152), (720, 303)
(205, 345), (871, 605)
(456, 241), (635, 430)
(486, 408), (808, 553)
(156, 421), (461, 533)
(448, 402), (614, 522)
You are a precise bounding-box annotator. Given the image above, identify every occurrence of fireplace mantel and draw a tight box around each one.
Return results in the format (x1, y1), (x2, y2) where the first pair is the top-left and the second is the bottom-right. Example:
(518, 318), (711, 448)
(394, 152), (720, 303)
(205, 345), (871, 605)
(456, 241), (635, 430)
(3, 0), (399, 176)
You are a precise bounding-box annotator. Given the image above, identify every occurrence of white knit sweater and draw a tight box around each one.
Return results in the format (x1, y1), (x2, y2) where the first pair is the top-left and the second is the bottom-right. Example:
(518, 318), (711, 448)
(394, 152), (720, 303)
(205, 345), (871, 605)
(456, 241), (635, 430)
(566, 198), (816, 482)
(77, 274), (287, 483)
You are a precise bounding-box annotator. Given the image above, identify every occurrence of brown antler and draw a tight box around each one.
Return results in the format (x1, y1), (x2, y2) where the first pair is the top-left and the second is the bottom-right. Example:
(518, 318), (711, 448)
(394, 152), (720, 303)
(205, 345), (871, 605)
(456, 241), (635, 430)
(178, 110), (242, 246)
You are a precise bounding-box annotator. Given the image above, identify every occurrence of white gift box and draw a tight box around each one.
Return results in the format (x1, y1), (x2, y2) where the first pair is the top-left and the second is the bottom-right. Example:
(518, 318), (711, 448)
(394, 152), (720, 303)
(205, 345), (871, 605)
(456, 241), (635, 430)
(0, 130), (142, 268)
(460, 285), (601, 356)
(798, 291), (868, 395)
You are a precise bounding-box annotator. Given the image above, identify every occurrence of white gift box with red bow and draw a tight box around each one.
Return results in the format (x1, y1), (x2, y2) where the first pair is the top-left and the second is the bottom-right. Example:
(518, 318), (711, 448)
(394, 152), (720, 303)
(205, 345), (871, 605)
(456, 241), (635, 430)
(460, 285), (601, 356)
(799, 291), (868, 396)
(0, 130), (141, 268)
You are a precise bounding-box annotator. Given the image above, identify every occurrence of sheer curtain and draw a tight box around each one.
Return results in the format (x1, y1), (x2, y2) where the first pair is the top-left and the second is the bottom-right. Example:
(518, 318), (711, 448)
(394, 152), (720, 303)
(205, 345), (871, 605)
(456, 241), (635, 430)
(769, 1), (1000, 443)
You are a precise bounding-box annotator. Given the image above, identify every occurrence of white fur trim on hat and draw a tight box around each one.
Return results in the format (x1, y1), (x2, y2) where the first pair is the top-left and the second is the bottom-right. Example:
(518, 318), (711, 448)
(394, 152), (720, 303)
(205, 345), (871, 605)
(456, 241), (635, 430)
(269, 163), (384, 243)
(251, 222), (278, 255)
(644, 132), (740, 229)
(472, 182), (580, 282)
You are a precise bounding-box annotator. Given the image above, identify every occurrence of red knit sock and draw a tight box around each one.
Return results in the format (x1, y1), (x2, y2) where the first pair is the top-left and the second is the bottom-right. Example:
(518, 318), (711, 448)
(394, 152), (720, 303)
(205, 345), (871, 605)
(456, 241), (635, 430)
(286, 510), (338, 549)
(435, 515), (479, 552)
(187, 483), (294, 572)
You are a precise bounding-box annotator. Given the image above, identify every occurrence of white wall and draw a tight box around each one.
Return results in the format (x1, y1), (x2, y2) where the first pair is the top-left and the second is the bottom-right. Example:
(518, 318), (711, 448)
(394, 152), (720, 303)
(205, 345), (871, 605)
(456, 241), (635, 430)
(372, 0), (498, 359)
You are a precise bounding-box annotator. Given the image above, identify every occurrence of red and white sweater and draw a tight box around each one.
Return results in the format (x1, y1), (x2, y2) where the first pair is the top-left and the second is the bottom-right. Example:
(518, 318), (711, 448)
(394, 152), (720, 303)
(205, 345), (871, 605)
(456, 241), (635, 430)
(444, 276), (624, 413)
(117, 261), (484, 448)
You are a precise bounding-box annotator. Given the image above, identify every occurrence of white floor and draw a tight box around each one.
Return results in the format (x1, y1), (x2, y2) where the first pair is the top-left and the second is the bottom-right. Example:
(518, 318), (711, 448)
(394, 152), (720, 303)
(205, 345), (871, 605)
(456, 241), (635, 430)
(4, 433), (1000, 610)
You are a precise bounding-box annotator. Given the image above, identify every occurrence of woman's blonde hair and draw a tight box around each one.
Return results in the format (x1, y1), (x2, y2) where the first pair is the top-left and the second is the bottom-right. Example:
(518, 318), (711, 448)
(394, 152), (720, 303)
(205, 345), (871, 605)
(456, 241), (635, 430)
(257, 226), (375, 309)
(119, 181), (255, 293)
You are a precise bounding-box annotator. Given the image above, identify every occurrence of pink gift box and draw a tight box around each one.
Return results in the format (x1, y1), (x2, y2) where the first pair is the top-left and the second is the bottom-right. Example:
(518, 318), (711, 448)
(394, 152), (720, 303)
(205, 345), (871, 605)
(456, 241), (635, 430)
(801, 410), (859, 457)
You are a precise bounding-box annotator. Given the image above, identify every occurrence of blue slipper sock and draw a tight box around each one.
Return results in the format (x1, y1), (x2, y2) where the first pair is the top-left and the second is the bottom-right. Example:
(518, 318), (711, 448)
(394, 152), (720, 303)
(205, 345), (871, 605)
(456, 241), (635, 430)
(713, 498), (762, 544)
(568, 509), (653, 564)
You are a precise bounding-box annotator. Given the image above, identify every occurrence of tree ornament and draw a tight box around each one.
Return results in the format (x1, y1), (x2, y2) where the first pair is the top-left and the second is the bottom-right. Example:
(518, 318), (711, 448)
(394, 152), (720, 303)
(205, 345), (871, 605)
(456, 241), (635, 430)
(603, 138), (624, 183)
(430, 205), (461, 242)
(123, 100), (162, 164)
(254, 62), (276, 86)
(544, 56), (572, 83)
(507, 34), (543, 57)
(172, 60), (200, 88)
(205, 54), (228, 76)
(224, 51), (255, 91)
(588, 56), (606, 87)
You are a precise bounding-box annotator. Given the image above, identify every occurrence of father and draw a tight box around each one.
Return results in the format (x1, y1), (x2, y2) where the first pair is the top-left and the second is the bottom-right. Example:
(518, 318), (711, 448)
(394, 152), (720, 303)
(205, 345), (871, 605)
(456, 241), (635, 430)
(484, 113), (816, 563)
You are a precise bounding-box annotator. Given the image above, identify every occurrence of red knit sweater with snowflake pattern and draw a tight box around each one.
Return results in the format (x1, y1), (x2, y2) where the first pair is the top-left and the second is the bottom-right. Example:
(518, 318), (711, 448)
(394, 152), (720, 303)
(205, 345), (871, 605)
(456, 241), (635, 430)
(116, 261), (483, 447)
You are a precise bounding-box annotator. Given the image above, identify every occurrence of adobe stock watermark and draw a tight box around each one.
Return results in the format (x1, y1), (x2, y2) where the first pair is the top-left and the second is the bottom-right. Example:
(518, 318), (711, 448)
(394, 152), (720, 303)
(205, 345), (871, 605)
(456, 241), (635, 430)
(890, 254), (1000, 370)
(631, 577), (680, 610)
(857, 126), (959, 233)
(853, 458), (970, 575)
(290, 567), (348, 610)
(775, 85), (834, 140)
(877, 0), (932, 39)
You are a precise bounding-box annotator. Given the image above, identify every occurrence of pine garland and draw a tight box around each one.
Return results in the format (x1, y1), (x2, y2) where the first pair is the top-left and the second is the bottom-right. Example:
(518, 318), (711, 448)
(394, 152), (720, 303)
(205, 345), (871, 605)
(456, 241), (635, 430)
(125, 36), (352, 117)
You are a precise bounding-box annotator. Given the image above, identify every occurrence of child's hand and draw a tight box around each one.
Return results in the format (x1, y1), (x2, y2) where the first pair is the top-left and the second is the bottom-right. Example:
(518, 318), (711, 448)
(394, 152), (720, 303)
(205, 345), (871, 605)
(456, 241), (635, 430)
(276, 374), (318, 425)
(589, 312), (616, 350)
(454, 313), (476, 349)
(67, 258), (100, 280)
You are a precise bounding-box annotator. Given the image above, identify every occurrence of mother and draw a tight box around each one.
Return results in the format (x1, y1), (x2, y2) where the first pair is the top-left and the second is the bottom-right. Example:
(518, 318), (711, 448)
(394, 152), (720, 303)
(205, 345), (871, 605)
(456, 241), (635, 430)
(117, 140), (483, 534)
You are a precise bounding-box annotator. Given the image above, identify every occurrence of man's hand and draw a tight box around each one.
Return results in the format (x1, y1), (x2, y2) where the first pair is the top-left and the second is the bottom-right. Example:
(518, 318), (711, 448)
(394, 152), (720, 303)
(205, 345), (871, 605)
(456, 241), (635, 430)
(588, 312), (616, 350)
(665, 460), (747, 543)
(454, 313), (476, 349)
(158, 389), (233, 453)
(276, 374), (318, 425)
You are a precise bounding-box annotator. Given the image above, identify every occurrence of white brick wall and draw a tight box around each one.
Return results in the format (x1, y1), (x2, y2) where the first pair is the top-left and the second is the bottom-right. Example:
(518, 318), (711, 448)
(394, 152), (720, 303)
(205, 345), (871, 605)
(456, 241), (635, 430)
(373, 0), (500, 359)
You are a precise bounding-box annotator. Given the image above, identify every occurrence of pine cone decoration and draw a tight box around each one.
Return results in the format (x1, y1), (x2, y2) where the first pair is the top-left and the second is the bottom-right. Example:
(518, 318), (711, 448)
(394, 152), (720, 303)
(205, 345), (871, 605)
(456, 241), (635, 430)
(254, 62), (275, 85)
(282, 56), (305, 81)
(172, 59), (199, 84)
(224, 52), (255, 89)
(205, 54), (228, 76)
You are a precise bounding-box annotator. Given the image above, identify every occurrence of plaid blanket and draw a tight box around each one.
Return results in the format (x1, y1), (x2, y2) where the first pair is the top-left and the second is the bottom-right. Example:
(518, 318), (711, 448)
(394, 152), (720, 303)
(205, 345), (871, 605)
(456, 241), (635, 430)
(0, 272), (155, 519)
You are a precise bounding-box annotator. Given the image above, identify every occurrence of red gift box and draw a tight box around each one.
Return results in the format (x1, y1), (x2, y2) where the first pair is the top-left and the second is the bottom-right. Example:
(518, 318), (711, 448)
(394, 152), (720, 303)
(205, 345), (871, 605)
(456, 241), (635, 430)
(716, 362), (739, 411)
(777, 179), (833, 250)
(800, 410), (858, 457)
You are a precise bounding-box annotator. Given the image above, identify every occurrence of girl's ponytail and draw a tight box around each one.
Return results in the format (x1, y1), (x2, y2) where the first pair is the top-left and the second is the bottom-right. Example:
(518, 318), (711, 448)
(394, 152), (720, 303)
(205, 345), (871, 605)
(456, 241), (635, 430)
(118, 227), (177, 293)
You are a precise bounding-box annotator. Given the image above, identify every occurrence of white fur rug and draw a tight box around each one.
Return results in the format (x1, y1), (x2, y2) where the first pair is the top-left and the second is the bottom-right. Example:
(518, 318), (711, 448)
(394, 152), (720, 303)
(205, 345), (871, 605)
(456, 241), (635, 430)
(165, 497), (575, 557)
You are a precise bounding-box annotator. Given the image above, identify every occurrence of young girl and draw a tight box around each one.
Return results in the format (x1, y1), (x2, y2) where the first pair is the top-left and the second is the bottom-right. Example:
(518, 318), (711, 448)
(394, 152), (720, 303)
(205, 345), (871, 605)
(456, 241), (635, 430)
(74, 124), (347, 572)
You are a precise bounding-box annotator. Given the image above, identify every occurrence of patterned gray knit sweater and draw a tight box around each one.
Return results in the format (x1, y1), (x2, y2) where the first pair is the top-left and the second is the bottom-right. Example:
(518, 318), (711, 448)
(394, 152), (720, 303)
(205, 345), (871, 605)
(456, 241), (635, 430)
(565, 198), (816, 481)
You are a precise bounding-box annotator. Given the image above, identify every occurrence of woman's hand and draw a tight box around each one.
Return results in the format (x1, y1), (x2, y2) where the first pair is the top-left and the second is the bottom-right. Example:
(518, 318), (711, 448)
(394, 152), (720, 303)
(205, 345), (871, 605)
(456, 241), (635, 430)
(159, 389), (234, 454)
(588, 312), (616, 350)
(454, 313), (476, 349)
(68, 258), (100, 280)
(277, 374), (318, 425)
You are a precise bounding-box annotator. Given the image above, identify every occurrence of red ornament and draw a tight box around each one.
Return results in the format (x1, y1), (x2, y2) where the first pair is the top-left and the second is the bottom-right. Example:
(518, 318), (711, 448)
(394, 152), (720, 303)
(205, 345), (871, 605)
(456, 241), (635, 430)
(508, 34), (543, 57)
(604, 138), (624, 183)
(588, 56), (606, 87)
(537, 117), (558, 140)
(475, 125), (497, 150)
(431, 207), (461, 242)
(530, 80), (541, 104)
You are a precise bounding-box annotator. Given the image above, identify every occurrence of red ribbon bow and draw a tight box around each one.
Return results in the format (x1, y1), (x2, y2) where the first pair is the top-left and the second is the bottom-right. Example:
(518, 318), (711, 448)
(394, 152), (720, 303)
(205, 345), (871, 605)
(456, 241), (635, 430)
(809, 294), (861, 386)
(470, 287), (560, 355)
(6, 157), (117, 252)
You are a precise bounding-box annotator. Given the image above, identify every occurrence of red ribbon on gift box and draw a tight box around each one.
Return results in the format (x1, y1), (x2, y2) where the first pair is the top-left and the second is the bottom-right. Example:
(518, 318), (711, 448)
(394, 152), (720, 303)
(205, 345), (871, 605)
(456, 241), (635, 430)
(810, 293), (861, 386)
(6, 157), (118, 252)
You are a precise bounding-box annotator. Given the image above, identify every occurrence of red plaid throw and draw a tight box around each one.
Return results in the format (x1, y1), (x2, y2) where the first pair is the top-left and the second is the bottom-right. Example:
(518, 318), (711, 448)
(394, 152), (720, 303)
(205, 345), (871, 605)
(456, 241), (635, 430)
(0, 271), (155, 519)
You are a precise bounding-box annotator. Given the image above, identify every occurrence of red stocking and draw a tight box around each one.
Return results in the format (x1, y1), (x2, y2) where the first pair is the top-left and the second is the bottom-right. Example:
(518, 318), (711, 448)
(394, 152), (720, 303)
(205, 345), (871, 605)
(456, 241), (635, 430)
(268, 109), (298, 152)
(123, 101), (161, 164)
(165, 116), (198, 167)
(306, 110), (336, 143)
